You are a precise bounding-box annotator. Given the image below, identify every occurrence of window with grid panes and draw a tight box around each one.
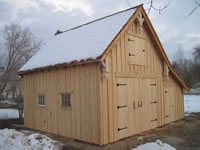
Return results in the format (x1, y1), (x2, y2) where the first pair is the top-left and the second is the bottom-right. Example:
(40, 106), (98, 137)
(61, 93), (71, 107)
(38, 94), (45, 106)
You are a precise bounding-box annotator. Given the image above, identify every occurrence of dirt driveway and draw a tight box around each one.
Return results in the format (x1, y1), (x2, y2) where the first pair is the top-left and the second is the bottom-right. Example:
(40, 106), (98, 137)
(45, 113), (200, 150)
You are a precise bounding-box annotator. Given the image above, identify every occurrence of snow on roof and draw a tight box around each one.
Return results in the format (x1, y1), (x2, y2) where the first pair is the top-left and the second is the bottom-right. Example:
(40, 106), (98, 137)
(19, 7), (137, 72)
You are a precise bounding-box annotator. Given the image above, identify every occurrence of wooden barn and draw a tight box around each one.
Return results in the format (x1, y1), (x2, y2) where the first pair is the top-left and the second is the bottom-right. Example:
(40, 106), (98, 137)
(19, 5), (189, 145)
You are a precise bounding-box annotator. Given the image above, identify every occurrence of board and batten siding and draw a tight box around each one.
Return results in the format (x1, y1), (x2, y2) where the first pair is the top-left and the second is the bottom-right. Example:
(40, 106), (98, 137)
(23, 63), (102, 144)
(100, 19), (184, 144)
(23, 10), (184, 146)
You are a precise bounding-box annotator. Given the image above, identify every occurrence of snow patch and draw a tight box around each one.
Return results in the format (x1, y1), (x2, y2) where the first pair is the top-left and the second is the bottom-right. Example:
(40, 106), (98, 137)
(1, 100), (16, 105)
(0, 129), (62, 150)
(184, 95), (200, 114)
(0, 109), (19, 119)
(132, 140), (176, 150)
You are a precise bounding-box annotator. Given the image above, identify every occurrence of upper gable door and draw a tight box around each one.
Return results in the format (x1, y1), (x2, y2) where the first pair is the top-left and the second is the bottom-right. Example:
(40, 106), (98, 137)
(128, 34), (146, 65)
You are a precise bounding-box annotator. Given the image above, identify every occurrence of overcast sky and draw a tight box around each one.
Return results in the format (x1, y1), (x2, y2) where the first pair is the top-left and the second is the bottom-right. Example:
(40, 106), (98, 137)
(0, 0), (200, 61)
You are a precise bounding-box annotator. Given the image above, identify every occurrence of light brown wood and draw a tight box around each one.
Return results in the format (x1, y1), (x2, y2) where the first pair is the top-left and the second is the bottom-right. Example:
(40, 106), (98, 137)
(23, 6), (185, 145)
(99, 9), (185, 143)
(23, 63), (102, 145)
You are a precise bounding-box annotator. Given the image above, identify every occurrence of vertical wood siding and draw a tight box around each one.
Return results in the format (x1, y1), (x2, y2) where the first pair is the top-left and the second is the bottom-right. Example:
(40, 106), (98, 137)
(100, 20), (184, 144)
(23, 13), (184, 146)
(23, 63), (102, 144)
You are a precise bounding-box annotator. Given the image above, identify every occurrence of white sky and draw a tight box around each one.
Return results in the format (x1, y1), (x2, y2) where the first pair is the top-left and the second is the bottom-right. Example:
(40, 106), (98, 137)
(0, 0), (200, 61)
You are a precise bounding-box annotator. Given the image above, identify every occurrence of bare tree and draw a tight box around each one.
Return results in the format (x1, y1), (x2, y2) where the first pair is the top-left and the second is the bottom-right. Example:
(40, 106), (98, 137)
(193, 45), (200, 63)
(173, 45), (185, 65)
(0, 23), (42, 103)
(172, 46), (194, 88)
(192, 45), (200, 86)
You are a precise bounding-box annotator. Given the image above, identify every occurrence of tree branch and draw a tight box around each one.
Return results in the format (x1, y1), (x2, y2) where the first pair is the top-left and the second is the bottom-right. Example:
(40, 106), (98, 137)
(186, 0), (200, 17)
(145, 0), (170, 14)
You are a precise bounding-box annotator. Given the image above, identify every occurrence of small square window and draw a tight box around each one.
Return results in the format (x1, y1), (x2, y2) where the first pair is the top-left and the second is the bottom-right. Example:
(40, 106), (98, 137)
(61, 93), (71, 107)
(38, 94), (45, 106)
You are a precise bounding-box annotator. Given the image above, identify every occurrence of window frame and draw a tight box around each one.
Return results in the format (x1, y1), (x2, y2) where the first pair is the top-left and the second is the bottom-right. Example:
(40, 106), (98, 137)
(38, 93), (46, 107)
(61, 93), (72, 108)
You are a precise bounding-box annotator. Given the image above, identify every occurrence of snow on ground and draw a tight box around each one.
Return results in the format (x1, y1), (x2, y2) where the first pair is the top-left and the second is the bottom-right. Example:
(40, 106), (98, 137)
(1, 100), (16, 105)
(132, 140), (176, 150)
(0, 109), (19, 119)
(184, 95), (200, 114)
(187, 88), (200, 95)
(0, 128), (62, 150)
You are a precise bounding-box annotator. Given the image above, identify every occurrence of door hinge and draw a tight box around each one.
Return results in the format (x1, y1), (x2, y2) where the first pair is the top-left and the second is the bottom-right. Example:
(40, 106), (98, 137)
(129, 53), (135, 56)
(151, 118), (157, 122)
(150, 101), (157, 104)
(117, 105), (127, 109)
(165, 91), (169, 93)
(149, 83), (156, 86)
(118, 127), (128, 131)
(128, 38), (134, 42)
(117, 83), (127, 86)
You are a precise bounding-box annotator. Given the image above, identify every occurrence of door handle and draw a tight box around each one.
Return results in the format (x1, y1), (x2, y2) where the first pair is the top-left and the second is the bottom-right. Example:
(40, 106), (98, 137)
(137, 101), (140, 107)
(137, 101), (142, 108)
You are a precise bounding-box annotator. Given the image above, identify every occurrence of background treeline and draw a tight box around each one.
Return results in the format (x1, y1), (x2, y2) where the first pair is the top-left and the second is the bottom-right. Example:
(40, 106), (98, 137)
(172, 45), (200, 88)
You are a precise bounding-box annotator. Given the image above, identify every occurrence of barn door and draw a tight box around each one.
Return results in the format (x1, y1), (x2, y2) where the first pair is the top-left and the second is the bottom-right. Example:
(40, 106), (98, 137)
(164, 87), (175, 123)
(117, 78), (129, 139)
(127, 78), (140, 135)
(140, 79), (158, 131)
(147, 79), (158, 128)
(138, 79), (149, 132)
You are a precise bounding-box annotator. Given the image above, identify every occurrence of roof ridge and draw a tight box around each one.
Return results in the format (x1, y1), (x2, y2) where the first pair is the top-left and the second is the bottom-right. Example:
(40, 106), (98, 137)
(54, 4), (143, 36)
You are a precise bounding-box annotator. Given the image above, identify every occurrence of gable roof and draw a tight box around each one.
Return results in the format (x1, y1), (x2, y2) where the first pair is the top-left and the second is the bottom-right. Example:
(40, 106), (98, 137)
(18, 5), (189, 91)
(19, 6), (138, 73)
(139, 7), (189, 91)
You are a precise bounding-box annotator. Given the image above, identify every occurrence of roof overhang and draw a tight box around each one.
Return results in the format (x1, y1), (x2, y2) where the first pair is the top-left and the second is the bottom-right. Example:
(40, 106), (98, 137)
(18, 58), (100, 75)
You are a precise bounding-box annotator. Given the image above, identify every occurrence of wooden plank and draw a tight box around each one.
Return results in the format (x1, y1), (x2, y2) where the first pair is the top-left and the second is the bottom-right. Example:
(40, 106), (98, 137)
(111, 48), (119, 141)
(120, 34), (126, 72)
(80, 65), (86, 140)
(71, 67), (76, 139)
(75, 65), (81, 139)
(101, 70), (108, 144)
(108, 56), (114, 142)
(96, 63), (102, 144)
(116, 41), (122, 72)
(117, 78), (129, 139)
(124, 33), (130, 73)
(115, 72), (156, 79)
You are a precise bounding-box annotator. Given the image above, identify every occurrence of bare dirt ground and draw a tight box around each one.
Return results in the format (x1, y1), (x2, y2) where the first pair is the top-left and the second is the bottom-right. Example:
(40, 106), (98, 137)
(6, 113), (200, 150)
(41, 113), (200, 150)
